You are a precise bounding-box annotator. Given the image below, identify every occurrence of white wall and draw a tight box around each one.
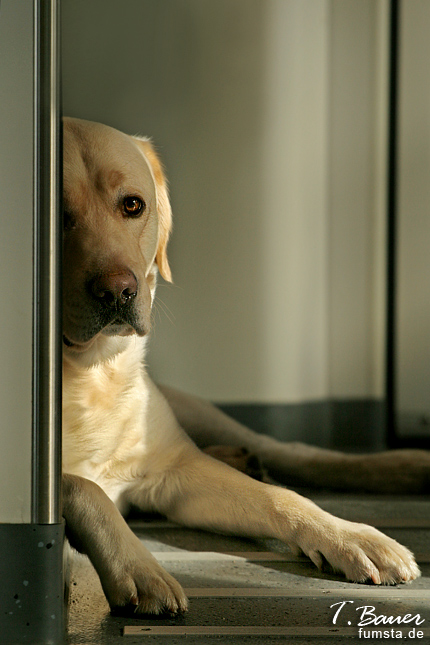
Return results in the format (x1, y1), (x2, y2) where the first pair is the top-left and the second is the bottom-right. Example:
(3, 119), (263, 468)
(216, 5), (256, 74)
(328, 0), (389, 400)
(0, 2), (34, 522)
(397, 0), (430, 422)
(62, 0), (388, 404)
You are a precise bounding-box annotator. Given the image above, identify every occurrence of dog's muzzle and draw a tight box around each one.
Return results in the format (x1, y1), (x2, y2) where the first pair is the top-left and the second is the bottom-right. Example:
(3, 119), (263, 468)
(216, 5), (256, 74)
(63, 268), (149, 347)
(89, 270), (138, 308)
(85, 269), (145, 335)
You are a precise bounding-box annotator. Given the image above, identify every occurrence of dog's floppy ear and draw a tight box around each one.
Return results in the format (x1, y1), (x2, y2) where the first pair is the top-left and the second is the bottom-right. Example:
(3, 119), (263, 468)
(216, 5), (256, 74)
(132, 136), (172, 282)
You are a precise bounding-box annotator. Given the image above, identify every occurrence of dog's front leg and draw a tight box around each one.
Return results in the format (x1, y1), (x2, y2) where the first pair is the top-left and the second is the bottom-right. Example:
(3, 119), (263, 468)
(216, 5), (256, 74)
(62, 474), (188, 614)
(137, 448), (420, 586)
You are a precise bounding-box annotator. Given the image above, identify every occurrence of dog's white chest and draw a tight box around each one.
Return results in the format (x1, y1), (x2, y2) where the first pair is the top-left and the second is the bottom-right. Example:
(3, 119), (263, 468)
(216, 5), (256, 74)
(62, 347), (148, 487)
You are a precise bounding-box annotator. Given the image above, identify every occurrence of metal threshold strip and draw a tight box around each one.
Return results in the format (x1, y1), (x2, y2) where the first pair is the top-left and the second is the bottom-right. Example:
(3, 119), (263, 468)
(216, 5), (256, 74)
(183, 587), (430, 599)
(124, 625), (430, 637)
(148, 550), (430, 564)
(149, 550), (302, 562)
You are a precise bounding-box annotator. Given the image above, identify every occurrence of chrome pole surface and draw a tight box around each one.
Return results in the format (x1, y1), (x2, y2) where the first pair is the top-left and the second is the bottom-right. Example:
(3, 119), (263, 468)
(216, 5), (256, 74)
(32, 0), (62, 524)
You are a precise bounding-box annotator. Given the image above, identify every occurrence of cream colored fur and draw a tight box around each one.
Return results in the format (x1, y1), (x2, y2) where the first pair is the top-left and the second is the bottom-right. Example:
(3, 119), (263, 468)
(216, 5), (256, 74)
(62, 118), (422, 616)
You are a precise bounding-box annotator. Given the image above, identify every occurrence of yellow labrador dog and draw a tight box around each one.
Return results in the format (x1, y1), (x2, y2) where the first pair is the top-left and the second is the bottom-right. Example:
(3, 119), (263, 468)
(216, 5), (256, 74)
(62, 117), (426, 616)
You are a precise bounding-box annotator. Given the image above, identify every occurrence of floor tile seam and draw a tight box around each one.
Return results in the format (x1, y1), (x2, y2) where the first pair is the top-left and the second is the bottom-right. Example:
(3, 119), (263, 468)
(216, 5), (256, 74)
(123, 625), (430, 637)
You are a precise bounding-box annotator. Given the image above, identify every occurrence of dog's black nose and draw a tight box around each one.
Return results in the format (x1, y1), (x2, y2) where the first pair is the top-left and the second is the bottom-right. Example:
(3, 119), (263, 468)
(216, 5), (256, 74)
(90, 270), (138, 308)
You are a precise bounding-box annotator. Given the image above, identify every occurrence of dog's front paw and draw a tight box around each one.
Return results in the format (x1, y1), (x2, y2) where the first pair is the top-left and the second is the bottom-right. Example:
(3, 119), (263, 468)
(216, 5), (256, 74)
(100, 542), (188, 615)
(293, 517), (420, 585)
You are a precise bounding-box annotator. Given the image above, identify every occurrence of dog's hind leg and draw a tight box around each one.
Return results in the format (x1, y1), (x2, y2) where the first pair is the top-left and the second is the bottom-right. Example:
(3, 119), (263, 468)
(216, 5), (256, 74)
(158, 384), (430, 494)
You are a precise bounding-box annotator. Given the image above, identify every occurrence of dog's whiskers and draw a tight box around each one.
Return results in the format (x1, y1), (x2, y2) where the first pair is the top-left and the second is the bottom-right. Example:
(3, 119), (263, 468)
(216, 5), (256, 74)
(153, 296), (175, 326)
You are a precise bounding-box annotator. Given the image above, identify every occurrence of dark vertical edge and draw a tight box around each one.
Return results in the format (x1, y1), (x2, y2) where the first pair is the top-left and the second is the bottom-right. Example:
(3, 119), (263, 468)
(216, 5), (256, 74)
(32, 0), (62, 524)
(385, 0), (400, 448)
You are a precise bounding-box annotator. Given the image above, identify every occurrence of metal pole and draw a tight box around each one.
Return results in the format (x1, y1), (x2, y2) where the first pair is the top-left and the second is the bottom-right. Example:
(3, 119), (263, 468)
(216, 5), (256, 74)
(32, 0), (62, 524)
(385, 0), (399, 448)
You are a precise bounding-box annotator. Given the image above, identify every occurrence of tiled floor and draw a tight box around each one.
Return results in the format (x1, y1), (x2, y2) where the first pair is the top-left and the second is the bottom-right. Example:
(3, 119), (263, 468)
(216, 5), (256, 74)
(66, 491), (430, 643)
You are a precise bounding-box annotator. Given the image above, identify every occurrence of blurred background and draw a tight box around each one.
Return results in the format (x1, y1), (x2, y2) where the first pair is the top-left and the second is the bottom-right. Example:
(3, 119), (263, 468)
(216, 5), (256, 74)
(62, 0), (430, 449)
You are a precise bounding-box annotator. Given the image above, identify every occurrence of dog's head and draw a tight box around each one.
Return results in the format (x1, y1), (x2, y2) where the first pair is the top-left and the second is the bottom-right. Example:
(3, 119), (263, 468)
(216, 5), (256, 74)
(62, 117), (172, 364)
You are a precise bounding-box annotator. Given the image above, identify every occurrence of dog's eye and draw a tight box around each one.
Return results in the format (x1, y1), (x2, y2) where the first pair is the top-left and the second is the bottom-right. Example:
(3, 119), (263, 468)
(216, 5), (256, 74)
(122, 196), (146, 218)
